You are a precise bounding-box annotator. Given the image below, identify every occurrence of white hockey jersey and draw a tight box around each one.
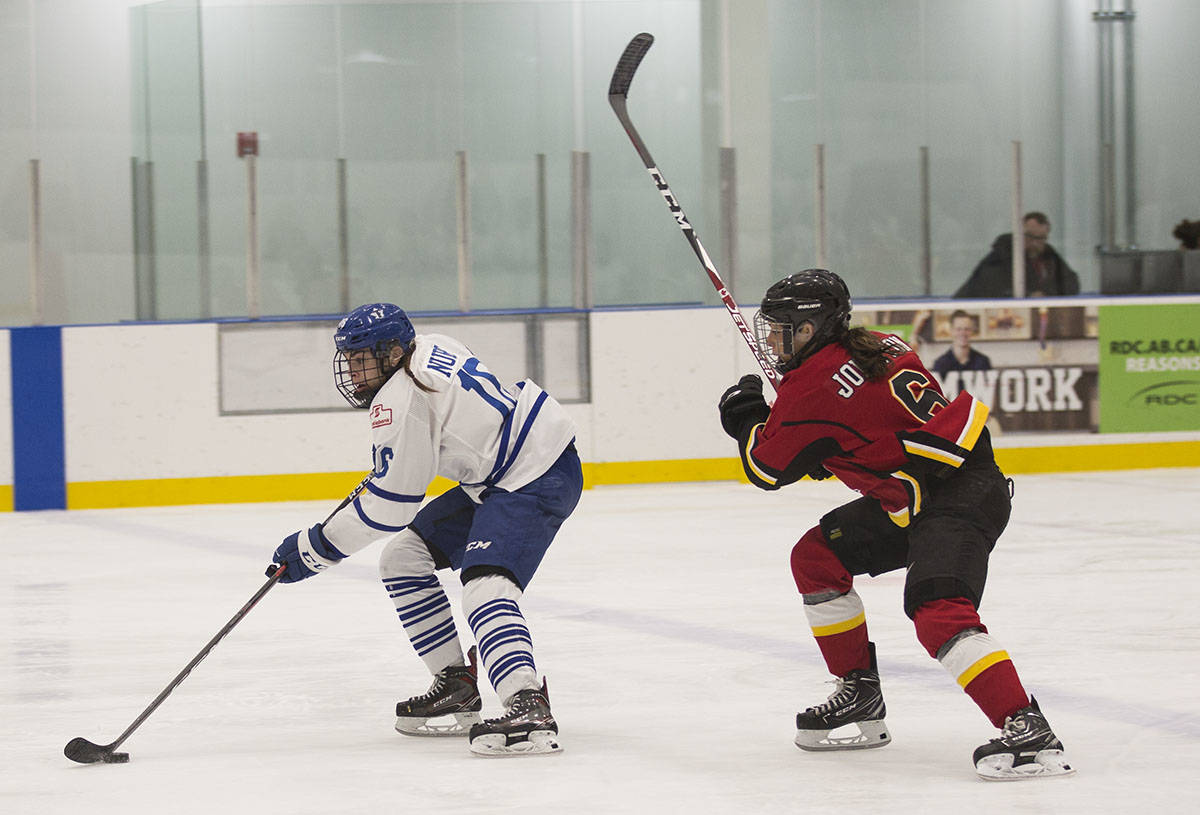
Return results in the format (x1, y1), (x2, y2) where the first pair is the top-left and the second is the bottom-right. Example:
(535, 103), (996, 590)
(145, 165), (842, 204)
(322, 334), (577, 557)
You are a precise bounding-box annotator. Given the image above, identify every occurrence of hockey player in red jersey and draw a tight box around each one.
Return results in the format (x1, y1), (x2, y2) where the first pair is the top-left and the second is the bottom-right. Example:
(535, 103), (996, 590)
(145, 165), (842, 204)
(717, 269), (1073, 780)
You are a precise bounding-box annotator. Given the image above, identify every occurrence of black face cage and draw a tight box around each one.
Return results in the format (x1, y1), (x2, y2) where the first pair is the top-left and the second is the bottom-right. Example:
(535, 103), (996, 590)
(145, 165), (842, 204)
(333, 342), (401, 409)
(333, 350), (371, 409)
(752, 310), (795, 373)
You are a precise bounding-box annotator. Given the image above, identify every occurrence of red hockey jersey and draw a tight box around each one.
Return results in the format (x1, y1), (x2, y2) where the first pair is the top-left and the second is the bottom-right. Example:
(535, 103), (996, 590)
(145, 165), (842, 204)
(737, 333), (990, 526)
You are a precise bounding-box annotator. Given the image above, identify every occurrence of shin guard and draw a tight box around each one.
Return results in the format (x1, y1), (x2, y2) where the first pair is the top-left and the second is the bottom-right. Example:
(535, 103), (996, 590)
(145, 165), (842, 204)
(915, 599), (1029, 728)
(792, 526), (869, 675)
(380, 529), (463, 674)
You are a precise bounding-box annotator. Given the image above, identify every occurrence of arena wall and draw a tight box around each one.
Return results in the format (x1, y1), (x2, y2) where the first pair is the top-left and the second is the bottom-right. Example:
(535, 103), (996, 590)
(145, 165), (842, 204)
(3, 297), (1199, 510)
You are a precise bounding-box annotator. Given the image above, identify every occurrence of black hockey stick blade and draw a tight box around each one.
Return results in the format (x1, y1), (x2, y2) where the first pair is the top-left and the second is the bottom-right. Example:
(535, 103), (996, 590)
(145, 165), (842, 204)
(64, 737), (129, 765)
(608, 32), (654, 99)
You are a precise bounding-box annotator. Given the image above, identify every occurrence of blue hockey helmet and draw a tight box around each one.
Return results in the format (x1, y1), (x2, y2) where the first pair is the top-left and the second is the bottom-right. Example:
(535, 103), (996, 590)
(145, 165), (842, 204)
(334, 303), (415, 353)
(333, 303), (416, 408)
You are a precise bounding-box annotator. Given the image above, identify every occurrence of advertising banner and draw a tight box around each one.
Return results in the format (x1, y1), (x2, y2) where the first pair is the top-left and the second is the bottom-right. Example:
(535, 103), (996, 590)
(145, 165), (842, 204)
(858, 305), (1099, 434)
(1098, 303), (1200, 432)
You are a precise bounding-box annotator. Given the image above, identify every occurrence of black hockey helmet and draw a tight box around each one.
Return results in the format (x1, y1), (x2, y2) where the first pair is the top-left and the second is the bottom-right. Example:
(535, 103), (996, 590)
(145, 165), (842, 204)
(333, 303), (416, 408)
(753, 269), (851, 373)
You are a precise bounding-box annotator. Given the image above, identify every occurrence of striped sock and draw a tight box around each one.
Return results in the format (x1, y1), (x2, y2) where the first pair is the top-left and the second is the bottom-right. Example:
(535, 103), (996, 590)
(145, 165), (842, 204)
(803, 588), (871, 676)
(382, 573), (462, 674)
(938, 631), (1029, 728)
(463, 575), (537, 705)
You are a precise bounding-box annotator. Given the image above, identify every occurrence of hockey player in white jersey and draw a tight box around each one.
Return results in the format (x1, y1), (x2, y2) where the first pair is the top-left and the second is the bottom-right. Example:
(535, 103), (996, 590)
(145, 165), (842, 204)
(268, 303), (582, 756)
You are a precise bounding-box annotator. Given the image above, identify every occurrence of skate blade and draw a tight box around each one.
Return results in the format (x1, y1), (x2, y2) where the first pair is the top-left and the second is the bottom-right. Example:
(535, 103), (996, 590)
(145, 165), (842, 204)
(976, 749), (1076, 781)
(469, 730), (562, 757)
(795, 719), (891, 751)
(394, 711), (482, 737)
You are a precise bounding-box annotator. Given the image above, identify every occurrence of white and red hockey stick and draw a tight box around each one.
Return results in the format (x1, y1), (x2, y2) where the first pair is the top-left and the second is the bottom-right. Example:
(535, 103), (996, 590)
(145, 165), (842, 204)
(608, 32), (780, 390)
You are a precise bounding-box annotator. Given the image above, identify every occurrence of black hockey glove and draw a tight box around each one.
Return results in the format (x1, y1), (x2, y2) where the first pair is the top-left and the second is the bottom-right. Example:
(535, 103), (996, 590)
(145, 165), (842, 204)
(718, 374), (770, 440)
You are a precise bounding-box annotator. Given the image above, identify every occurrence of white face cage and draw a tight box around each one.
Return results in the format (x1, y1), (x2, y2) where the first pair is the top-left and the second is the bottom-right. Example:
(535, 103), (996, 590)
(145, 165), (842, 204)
(752, 310), (795, 372)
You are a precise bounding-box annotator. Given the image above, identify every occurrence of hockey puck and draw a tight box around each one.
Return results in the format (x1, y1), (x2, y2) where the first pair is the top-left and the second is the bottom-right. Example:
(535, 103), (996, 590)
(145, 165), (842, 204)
(104, 752), (130, 763)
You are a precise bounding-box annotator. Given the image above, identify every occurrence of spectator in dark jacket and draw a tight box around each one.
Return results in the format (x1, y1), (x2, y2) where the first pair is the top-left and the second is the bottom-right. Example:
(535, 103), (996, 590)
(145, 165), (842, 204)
(955, 212), (1080, 298)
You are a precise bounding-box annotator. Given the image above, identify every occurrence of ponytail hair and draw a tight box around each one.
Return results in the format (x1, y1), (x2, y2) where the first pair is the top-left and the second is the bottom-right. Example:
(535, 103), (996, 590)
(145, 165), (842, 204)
(839, 327), (903, 380)
(398, 340), (435, 392)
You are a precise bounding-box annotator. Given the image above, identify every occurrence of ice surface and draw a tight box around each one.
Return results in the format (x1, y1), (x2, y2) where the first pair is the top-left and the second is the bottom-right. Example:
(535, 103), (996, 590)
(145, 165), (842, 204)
(3, 470), (1199, 814)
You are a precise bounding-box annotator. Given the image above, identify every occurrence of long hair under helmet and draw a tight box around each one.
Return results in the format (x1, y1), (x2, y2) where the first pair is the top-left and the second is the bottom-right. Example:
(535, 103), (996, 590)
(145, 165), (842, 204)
(753, 269), (851, 373)
(333, 303), (416, 408)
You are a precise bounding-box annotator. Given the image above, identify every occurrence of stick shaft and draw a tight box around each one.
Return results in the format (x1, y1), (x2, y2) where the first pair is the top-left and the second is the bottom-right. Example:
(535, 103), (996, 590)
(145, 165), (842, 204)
(608, 34), (779, 389)
(106, 564), (287, 751)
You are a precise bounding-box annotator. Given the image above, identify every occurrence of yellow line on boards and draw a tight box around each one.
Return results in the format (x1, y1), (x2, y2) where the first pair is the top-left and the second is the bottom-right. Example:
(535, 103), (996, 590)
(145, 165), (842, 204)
(5, 440), (1196, 511)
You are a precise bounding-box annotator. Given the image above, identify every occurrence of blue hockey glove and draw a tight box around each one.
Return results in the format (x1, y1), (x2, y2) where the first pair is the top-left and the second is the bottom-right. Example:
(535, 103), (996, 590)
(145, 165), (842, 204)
(718, 374), (770, 439)
(269, 524), (347, 583)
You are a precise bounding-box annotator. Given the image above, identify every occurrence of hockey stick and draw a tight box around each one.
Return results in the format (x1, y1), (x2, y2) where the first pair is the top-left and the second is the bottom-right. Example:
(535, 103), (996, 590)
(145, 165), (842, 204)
(63, 564), (287, 764)
(608, 32), (780, 390)
(63, 473), (373, 765)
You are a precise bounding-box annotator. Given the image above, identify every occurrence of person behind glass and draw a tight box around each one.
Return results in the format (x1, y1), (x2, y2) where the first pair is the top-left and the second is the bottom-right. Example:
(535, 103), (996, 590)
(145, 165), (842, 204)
(716, 269), (1073, 780)
(267, 303), (582, 756)
(1173, 218), (1200, 250)
(955, 212), (1080, 298)
(932, 309), (991, 377)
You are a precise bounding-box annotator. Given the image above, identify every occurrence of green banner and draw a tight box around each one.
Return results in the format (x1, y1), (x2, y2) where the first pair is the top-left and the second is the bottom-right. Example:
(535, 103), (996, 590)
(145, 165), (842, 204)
(1099, 303), (1200, 432)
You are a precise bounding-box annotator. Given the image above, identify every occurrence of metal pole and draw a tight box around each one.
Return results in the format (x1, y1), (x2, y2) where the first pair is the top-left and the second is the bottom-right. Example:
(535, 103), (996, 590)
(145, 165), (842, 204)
(28, 159), (42, 325)
(131, 157), (142, 319)
(245, 155), (260, 319)
(570, 150), (592, 309)
(1011, 140), (1025, 298)
(196, 0), (211, 318)
(197, 160), (211, 318)
(719, 147), (738, 298)
(337, 157), (350, 312)
(145, 160), (158, 320)
(1095, 3), (1117, 251)
(525, 315), (542, 385)
(1121, 2), (1137, 249)
(814, 144), (827, 269)
(536, 153), (549, 307)
(455, 150), (471, 312)
(717, 0), (737, 297)
(919, 146), (932, 295)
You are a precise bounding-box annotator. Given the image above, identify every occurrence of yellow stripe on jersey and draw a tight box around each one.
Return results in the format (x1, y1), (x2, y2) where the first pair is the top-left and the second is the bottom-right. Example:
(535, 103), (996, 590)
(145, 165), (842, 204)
(886, 470), (922, 527)
(956, 397), (990, 449)
(902, 438), (965, 467)
(742, 423), (777, 485)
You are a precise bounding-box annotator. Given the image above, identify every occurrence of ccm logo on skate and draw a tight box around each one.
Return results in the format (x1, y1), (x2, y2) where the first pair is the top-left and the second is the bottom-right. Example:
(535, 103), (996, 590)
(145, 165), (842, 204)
(466, 540), (492, 551)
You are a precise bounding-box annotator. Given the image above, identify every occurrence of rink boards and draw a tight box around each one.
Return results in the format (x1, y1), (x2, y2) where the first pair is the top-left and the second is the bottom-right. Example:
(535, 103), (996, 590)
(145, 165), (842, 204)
(2, 296), (1199, 511)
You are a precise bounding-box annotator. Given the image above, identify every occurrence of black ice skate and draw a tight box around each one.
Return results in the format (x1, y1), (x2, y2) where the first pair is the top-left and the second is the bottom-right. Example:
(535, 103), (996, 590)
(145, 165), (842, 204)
(794, 642), (891, 751)
(468, 679), (561, 757)
(973, 696), (1075, 781)
(394, 646), (483, 737)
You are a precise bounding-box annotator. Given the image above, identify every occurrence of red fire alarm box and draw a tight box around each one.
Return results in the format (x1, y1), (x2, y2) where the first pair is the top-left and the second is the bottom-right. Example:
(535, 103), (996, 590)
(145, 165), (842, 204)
(237, 131), (259, 157)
